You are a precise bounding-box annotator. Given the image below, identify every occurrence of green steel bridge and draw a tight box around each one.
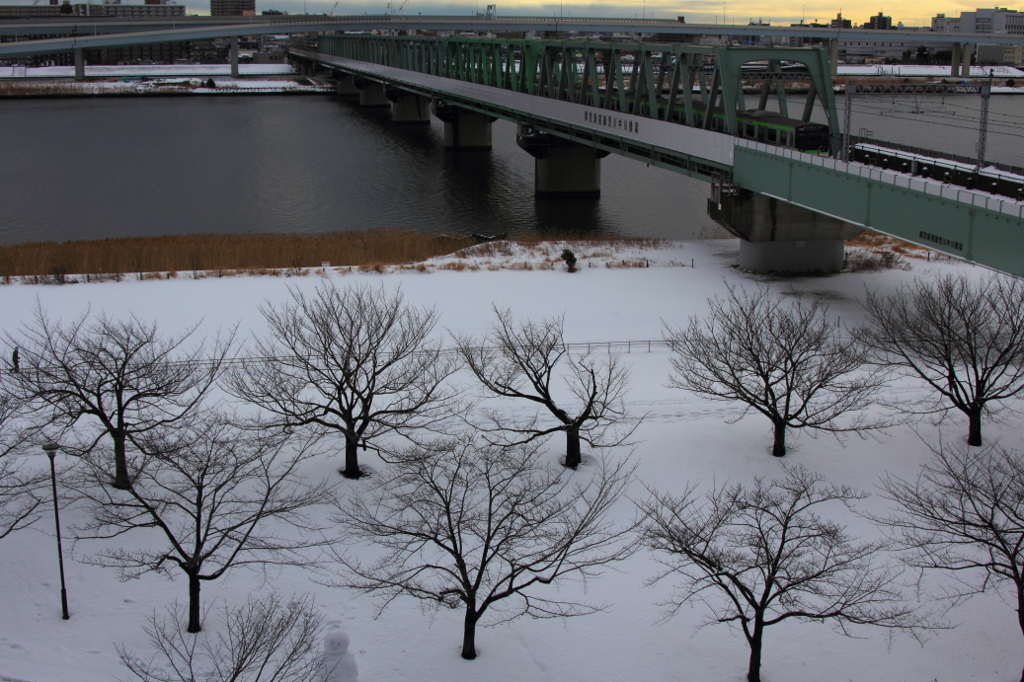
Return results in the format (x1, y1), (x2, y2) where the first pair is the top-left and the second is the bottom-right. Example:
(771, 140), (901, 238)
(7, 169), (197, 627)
(296, 34), (1024, 275)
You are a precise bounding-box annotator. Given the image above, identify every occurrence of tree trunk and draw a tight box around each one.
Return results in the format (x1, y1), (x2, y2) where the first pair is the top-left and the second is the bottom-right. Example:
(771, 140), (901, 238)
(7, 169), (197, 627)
(771, 421), (787, 458)
(565, 428), (582, 469)
(746, 619), (764, 682)
(342, 435), (362, 479)
(112, 432), (131, 490)
(967, 406), (983, 447)
(461, 607), (479, 660)
(1016, 583), (1024, 682)
(187, 572), (202, 633)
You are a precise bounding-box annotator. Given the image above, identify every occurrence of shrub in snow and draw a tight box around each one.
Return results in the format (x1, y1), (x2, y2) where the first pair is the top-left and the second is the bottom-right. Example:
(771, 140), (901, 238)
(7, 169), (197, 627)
(560, 249), (578, 273)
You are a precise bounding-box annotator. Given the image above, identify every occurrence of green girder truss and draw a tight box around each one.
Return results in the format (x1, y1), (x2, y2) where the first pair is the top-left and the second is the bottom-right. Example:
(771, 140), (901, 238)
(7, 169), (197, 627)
(316, 35), (840, 151)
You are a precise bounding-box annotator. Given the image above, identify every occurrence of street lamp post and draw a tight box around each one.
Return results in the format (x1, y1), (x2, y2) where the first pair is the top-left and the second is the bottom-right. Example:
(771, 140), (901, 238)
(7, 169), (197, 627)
(42, 442), (69, 620)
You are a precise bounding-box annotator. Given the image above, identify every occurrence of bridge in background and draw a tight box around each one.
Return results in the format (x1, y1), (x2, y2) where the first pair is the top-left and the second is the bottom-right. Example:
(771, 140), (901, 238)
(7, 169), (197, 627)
(290, 35), (1024, 274)
(3, 14), (1024, 78)
(2, 18), (1023, 274)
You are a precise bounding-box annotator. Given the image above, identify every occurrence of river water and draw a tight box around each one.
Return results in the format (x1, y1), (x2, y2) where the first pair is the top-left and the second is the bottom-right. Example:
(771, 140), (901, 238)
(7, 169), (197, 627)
(1, 92), (1022, 245)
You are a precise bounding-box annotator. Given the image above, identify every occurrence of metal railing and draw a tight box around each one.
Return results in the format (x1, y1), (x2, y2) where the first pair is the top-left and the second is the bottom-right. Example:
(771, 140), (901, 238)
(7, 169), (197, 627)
(737, 138), (1024, 219)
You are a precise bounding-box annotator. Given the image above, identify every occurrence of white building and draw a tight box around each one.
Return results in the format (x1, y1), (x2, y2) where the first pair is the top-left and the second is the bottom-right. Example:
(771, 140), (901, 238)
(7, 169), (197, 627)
(931, 7), (1024, 34)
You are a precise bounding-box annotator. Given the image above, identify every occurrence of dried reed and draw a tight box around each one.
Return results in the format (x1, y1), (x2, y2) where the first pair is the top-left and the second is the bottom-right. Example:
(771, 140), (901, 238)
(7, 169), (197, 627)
(0, 230), (477, 277)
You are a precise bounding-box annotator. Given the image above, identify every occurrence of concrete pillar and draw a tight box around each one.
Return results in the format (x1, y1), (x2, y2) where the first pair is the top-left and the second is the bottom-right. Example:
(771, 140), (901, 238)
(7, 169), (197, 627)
(432, 100), (494, 149)
(708, 188), (863, 273)
(230, 36), (239, 78)
(738, 240), (846, 272)
(358, 80), (389, 107)
(961, 43), (973, 77)
(74, 47), (84, 81)
(827, 39), (839, 77)
(390, 90), (431, 123)
(336, 72), (359, 95)
(516, 126), (610, 196)
(951, 43), (962, 77)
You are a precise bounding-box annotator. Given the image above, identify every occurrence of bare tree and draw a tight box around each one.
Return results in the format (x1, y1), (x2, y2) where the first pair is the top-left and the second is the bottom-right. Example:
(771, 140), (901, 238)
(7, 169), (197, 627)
(456, 308), (637, 469)
(0, 373), (44, 540)
(862, 273), (1024, 447)
(118, 593), (324, 682)
(9, 305), (231, 489)
(666, 285), (884, 457)
(877, 443), (1024, 682)
(329, 434), (636, 659)
(639, 465), (925, 682)
(228, 282), (457, 479)
(77, 414), (332, 633)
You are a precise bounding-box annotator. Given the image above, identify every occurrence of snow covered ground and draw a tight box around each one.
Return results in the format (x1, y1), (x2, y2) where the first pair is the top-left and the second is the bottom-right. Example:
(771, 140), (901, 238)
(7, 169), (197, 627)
(0, 238), (1020, 682)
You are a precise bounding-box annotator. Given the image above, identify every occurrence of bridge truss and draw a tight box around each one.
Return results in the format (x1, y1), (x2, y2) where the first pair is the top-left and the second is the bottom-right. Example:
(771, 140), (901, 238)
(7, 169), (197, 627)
(317, 35), (842, 152)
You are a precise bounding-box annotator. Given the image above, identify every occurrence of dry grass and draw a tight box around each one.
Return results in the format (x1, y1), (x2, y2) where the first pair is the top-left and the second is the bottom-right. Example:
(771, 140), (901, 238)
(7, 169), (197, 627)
(0, 82), (141, 97)
(0, 230), (477, 278)
(844, 231), (937, 272)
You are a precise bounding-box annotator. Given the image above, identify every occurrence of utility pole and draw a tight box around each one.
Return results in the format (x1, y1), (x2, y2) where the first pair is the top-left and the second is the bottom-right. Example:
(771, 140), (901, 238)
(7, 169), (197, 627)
(843, 79), (854, 162)
(975, 71), (992, 173)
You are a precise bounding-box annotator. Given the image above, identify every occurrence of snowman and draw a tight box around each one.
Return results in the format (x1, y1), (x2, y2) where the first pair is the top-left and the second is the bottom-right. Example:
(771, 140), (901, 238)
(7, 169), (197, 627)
(317, 623), (359, 682)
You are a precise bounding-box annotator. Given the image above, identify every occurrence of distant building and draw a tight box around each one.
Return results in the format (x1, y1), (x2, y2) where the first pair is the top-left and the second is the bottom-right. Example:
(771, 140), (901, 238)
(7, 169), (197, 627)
(0, 4), (62, 17)
(931, 8), (1024, 34)
(977, 43), (1024, 64)
(211, 0), (255, 16)
(931, 13), (958, 31)
(830, 13), (852, 28)
(73, 3), (184, 16)
(866, 12), (892, 29)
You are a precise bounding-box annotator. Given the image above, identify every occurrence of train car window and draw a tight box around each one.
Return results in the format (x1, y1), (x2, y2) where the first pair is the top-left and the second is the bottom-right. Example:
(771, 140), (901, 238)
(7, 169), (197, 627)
(766, 128), (778, 143)
(745, 123), (755, 137)
(795, 125), (830, 153)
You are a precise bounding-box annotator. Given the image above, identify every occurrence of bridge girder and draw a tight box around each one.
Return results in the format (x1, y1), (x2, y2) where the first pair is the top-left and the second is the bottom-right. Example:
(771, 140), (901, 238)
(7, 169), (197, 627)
(316, 35), (841, 153)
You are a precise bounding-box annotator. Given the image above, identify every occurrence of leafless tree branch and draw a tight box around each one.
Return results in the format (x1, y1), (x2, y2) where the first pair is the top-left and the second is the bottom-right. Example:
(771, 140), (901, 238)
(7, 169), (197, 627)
(862, 273), (1024, 447)
(640, 464), (933, 682)
(666, 284), (886, 457)
(227, 282), (459, 479)
(326, 433), (637, 659)
(75, 412), (333, 633)
(456, 307), (640, 468)
(117, 593), (324, 682)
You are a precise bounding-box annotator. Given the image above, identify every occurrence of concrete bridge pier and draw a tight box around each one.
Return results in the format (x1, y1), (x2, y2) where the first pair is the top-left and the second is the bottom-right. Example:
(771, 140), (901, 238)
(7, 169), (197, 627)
(230, 36), (239, 78)
(825, 39), (839, 76)
(335, 72), (359, 96)
(516, 126), (609, 196)
(74, 47), (84, 81)
(708, 185), (863, 273)
(951, 42), (973, 77)
(389, 89), (431, 123)
(357, 79), (390, 107)
(431, 100), (494, 149)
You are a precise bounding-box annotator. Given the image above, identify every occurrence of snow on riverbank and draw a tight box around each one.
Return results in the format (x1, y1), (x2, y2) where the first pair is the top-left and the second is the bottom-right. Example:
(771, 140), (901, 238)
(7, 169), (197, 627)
(0, 239), (1020, 682)
(0, 64), (297, 79)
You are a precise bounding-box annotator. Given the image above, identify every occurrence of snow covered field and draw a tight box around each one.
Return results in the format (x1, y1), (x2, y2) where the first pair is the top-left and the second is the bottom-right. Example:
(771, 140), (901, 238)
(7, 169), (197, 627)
(0, 238), (1020, 682)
